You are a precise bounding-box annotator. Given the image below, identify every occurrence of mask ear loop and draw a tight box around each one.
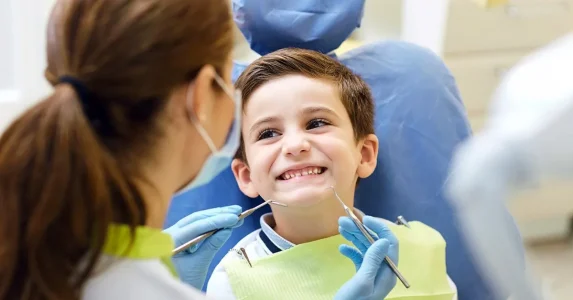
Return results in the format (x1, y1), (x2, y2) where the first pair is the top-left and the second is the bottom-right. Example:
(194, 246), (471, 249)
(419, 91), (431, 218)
(188, 73), (240, 154)
(212, 72), (243, 148)
(186, 81), (219, 153)
(213, 73), (235, 99)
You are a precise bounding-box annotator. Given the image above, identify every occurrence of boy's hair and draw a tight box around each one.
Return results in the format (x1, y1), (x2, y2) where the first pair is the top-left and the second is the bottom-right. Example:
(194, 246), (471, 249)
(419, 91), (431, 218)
(234, 48), (375, 161)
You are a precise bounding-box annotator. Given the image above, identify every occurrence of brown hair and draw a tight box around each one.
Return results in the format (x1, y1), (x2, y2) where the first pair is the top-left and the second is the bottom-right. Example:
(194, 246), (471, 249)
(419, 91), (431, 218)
(0, 0), (233, 299)
(234, 48), (375, 161)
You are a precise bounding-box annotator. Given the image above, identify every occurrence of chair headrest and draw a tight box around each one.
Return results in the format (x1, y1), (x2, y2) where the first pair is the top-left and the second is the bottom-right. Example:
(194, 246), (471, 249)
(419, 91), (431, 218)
(232, 0), (365, 55)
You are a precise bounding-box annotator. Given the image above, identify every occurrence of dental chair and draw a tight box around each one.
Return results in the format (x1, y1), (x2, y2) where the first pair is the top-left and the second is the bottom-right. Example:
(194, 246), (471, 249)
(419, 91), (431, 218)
(165, 1), (526, 298)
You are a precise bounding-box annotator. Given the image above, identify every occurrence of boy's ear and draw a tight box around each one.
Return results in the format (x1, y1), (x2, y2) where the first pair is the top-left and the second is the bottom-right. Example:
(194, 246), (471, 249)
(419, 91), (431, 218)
(357, 134), (379, 178)
(231, 158), (260, 198)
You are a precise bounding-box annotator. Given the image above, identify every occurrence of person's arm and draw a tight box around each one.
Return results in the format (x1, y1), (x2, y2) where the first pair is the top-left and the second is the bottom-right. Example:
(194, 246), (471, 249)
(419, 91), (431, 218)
(82, 259), (214, 300)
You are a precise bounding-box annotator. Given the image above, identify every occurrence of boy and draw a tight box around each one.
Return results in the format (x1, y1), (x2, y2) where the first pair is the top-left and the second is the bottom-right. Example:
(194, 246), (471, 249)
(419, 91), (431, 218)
(206, 48), (457, 300)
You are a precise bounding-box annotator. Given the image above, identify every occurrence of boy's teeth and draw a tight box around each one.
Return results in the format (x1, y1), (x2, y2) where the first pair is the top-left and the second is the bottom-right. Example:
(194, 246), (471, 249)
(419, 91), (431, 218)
(281, 167), (324, 180)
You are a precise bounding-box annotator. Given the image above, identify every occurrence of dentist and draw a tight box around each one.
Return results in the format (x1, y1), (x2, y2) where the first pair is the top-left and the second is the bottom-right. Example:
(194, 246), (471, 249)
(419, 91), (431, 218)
(0, 0), (398, 299)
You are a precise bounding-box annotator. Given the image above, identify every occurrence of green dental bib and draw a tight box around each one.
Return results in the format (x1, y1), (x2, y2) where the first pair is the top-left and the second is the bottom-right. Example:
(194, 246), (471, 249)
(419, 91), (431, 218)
(224, 221), (455, 300)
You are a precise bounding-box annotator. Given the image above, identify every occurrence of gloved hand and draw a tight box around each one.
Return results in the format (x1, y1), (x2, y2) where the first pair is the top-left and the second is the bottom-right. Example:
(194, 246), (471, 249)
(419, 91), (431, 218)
(335, 216), (399, 300)
(163, 205), (244, 289)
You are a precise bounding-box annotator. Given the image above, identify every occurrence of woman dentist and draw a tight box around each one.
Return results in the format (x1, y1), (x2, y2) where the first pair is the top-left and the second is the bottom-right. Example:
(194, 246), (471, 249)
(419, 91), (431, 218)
(0, 0), (398, 299)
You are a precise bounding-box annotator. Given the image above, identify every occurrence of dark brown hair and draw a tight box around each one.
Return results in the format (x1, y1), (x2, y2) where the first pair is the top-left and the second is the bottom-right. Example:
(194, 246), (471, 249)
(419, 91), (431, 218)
(0, 0), (233, 299)
(234, 48), (375, 161)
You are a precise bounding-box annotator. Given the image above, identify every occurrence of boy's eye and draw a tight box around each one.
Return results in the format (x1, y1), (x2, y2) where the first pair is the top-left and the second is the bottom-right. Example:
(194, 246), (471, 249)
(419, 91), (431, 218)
(257, 128), (280, 140)
(307, 118), (330, 130)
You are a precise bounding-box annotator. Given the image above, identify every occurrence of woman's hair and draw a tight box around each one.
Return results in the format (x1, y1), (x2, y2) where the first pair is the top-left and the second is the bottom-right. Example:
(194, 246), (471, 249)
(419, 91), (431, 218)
(0, 0), (233, 299)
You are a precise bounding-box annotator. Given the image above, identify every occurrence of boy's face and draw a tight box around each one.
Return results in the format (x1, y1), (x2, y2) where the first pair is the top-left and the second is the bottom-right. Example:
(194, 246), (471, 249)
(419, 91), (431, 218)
(232, 75), (378, 207)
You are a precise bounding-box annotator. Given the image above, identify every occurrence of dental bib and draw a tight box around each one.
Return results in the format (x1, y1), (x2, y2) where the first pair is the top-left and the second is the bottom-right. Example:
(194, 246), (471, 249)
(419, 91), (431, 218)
(224, 220), (455, 300)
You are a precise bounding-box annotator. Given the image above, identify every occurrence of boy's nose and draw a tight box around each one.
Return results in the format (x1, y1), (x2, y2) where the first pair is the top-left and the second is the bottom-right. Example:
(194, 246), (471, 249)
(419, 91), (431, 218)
(282, 135), (311, 156)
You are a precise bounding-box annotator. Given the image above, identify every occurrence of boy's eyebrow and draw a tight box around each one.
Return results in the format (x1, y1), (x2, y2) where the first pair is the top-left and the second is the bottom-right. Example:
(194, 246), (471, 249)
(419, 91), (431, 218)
(302, 106), (338, 117)
(249, 116), (279, 136)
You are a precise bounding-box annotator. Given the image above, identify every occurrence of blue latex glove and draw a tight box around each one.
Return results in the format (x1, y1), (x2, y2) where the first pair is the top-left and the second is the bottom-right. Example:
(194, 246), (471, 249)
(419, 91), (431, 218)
(335, 216), (399, 300)
(163, 205), (244, 289)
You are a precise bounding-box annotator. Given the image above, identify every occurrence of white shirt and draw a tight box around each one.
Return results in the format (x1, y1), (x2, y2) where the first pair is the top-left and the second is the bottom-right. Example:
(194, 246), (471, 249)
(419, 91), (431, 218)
(207, 213), (458, 300)
(82, 255), (210, 300)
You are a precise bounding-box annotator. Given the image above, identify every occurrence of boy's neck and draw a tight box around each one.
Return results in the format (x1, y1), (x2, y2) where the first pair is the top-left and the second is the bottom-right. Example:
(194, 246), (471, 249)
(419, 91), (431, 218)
(271, 192), (354, 245)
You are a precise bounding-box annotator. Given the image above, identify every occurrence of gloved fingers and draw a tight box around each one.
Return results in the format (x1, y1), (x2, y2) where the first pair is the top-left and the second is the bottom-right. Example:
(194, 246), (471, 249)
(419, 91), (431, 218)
(362, 216), (399, 263)
(173, 213), (240, 246)
(194, 213), (242, 233)
(339, 224), (368, 254)
(339, 244), (364, 271)
(201, 229), (233, 252)
(374, 261), (398, 294)
(339, 217), (371, 253)
(338, 216), (380, 240)
(362, 225), (380, 240)
(362, 216), (398, 246)
(176, 205), (243, 226)
(182, 242), (201, 255)
(230, 218), (245, 229)
(356, 238), (390, 280)
(172, 254), (209, 289)
(182, 228), (233, 256)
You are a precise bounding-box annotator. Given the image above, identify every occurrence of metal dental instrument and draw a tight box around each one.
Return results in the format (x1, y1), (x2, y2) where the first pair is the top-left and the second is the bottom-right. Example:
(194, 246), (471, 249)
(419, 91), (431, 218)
(172, 200), (287, 255)
(239, 248), (253, 268)
(329, 186), (410, 289)
(396, 215), (411, 228)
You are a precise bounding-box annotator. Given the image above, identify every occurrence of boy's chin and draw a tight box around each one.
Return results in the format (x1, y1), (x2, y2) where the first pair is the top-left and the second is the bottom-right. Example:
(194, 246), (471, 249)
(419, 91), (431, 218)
(273, 187), (331, 208)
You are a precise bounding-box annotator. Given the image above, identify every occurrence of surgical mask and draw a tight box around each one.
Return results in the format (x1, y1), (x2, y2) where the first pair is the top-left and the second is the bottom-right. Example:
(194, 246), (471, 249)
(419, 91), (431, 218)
(174, 75), (242, 196)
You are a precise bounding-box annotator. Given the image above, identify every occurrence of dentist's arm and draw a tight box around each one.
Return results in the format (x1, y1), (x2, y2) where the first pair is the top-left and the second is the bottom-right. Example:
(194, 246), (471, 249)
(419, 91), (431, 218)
(335, 216), (399, 300)
(163, 205), (244, 289)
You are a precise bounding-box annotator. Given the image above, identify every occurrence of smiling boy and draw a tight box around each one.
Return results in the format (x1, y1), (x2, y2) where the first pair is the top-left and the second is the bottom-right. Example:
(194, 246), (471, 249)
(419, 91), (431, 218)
(206, 48), (457, 300)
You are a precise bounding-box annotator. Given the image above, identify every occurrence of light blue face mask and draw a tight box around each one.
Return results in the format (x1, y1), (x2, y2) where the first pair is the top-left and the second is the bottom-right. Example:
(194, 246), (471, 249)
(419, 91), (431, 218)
(174, 75), (242, 196)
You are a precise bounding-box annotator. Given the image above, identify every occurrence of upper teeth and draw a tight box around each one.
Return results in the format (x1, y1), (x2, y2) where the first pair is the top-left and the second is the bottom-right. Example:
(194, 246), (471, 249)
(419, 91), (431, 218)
(281, 167), (323, 180)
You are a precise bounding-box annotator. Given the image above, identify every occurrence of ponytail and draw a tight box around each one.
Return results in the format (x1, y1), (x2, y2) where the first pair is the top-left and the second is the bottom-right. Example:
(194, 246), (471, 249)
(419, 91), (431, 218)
(0, 86), (147, 300)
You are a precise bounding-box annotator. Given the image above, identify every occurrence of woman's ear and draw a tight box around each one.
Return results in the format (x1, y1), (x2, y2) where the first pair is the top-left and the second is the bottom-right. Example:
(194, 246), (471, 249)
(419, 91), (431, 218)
(357, 134), (379, 178)
(186, 65), (217, 123)
(231, 158), (259, 198)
